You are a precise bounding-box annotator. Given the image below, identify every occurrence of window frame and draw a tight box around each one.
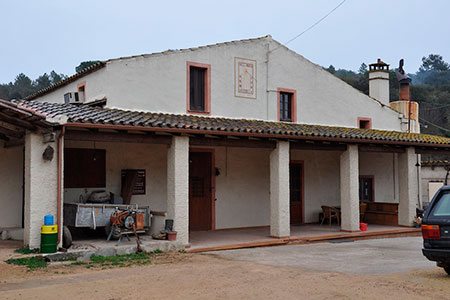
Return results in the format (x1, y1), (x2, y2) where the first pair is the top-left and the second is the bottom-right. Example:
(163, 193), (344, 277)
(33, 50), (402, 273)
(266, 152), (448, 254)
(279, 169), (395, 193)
(358, 117), (372, 129)
(186, 61), (211, 115)
(77, 81), (86, 103)
(277, 88), (297, 122)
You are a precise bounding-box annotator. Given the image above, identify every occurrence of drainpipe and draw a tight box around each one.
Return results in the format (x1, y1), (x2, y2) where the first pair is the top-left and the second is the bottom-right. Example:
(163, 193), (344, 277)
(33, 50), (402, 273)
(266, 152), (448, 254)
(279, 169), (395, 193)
(416, 155), (421, 209)
(266, 42), (270, 120)
(57, 126), (65, 244)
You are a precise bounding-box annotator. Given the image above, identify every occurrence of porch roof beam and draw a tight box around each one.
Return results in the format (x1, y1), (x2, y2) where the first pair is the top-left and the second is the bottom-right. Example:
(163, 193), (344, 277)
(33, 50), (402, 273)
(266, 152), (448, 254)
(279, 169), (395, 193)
(0, 111), (37, 131)
(290, 140), (347, 151)
(4, 138), (24, 148)
(64, 130), (172, 145)
(415, 147), (450, 155)
(358, 144), (406, 153)
(0, 126), (24, 139)
(189, 136), (276, 149)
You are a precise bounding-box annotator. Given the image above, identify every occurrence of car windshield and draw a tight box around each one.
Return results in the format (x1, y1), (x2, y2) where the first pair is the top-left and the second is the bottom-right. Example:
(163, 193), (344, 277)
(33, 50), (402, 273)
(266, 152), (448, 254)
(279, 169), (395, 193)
(431, 191), (450, 217)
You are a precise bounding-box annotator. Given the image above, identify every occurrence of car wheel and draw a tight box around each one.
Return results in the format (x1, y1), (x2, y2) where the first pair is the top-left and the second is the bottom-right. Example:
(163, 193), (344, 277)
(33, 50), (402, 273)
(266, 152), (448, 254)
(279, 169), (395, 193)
(62, 226), (72, 249)
(443, 265), (450, 276)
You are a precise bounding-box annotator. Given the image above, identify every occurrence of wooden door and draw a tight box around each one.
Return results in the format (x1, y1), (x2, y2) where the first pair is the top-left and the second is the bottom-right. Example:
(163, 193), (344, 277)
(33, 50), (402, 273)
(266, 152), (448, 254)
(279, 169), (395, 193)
(290, 162), (303, 225)
(359, 176), (374, 202)
(189, 151), (213, 231)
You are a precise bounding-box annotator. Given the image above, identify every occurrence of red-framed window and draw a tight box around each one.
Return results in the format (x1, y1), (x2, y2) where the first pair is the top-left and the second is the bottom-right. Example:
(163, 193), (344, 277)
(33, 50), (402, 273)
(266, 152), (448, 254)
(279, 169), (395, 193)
(358, 117), (372, 129)
(277, 88), (297, 122)
(186, 62), (211, 114)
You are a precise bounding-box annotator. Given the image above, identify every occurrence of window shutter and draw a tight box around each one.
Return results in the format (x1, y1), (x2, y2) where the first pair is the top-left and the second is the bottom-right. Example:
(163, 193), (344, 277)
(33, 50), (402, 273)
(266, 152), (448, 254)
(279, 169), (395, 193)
(190, 67), (205, 111)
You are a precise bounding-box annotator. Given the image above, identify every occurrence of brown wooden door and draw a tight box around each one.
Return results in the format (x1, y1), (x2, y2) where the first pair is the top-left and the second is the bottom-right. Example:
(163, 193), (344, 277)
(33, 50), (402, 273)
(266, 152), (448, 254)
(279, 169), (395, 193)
(189, 151), (213, 231)
(290, 162), (303, 225)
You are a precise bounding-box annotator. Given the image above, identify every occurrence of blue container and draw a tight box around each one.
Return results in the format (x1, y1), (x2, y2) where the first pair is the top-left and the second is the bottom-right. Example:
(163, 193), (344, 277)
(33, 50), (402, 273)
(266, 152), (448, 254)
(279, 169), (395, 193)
(44, 215), (54, 226)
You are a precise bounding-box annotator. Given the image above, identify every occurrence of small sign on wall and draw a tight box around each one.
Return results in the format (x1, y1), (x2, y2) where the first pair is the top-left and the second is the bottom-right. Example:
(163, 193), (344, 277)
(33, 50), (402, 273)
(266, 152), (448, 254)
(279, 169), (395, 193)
(235, 57), (257, 99)
(121, 169), (146, 195)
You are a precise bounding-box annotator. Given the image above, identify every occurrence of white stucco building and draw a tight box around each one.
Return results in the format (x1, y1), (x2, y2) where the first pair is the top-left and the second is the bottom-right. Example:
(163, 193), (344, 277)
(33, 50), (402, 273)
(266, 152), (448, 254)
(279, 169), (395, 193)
(1, 36), (448, 248)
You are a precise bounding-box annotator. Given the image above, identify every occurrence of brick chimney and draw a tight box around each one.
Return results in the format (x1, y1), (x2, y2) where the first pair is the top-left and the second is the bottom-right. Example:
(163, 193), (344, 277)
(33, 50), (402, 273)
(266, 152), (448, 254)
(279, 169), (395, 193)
(397, 60), (412, 101)
(368, 59), (390, 106)
(390, 59), (419, 133)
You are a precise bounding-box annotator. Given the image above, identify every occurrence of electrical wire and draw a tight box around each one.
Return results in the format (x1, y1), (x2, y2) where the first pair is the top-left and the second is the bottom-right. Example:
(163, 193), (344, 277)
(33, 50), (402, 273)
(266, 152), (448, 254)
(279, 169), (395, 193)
(281, 0), (347, 48)
(419, 117), (450, 133)
(421, 103), (450, 111)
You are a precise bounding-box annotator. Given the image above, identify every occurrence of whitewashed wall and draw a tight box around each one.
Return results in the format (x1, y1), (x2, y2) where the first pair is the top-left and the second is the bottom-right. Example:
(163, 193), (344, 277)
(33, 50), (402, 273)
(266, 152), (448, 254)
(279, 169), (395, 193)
(421, 165), (447, 203)
(35, 37), (403, 131)
(359, 152), (398, 203)
(213, 147), (271, 229)
(0, 144), (23, 228)
(269, 43), (402, 131)
(290, 150), (341, 223)
(63, 141), (168, 212)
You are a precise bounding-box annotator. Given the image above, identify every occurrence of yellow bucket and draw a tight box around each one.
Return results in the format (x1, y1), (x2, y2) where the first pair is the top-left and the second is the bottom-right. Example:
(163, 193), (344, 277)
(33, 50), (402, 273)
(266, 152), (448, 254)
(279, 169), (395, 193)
(41, 225), (58, 234)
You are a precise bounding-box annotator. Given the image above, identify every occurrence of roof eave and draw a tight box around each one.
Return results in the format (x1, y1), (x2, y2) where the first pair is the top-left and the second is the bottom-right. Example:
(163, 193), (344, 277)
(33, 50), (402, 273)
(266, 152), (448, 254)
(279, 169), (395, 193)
(63, 122), (450, 149)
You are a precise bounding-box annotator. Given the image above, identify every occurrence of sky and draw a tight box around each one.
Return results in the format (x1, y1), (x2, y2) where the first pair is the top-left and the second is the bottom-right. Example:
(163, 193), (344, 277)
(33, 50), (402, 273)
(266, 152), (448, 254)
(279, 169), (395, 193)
(1, 0), (449, 83)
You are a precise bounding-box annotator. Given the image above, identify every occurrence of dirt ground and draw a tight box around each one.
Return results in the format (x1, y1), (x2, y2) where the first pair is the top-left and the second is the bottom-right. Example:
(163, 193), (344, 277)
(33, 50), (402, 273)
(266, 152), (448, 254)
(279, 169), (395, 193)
(0, 241), (450, 300)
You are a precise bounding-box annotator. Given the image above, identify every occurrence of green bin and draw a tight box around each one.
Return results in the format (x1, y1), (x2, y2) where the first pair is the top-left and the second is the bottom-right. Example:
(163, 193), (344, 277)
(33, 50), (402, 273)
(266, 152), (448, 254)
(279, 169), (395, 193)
(41, 225), (58, 253)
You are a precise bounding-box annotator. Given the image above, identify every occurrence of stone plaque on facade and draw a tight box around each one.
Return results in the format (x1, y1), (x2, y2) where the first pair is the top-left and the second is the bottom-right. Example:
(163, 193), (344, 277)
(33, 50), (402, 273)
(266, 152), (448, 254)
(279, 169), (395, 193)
(235, 57), (256, 99)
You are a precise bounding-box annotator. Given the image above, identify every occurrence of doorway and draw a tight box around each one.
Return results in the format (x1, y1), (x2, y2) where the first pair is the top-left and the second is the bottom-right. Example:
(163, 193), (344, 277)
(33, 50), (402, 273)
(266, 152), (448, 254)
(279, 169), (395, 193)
(359, 176), (374, 202)
(290, 161), (304, 225)
(189, 150), (215, 231)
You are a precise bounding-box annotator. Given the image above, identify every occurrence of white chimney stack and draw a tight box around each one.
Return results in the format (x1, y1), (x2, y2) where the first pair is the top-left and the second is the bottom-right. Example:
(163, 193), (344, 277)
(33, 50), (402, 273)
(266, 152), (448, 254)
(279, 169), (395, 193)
(368, 58), (390, 106)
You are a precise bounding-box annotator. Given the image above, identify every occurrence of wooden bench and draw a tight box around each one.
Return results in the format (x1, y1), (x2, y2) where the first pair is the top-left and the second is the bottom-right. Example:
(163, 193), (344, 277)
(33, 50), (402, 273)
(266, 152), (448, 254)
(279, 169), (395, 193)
(363, 202), (398, 226)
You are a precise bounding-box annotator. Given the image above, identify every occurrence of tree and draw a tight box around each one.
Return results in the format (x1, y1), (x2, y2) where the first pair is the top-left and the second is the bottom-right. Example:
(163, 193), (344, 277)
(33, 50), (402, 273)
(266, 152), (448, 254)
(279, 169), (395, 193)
(0, 84), (9, 100)
(75, 60), (101, 73)
(325, 65), (336, 74)
(35, 73), (52, 91)
(358, 63), (368, 75)
(49, 71), (66, 85)
(9, 73), (34, 100)
(419, 54), (450, 72)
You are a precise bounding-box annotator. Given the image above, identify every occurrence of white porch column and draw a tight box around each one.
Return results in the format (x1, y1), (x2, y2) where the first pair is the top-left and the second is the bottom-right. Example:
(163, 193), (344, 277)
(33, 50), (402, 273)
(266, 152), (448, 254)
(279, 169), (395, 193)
(24, 132), (59, 248)
(340, 144), (360, 231)
(398, 147), (418, 226)
(167, 135), (189, 245)
(270, 140), (290, 238)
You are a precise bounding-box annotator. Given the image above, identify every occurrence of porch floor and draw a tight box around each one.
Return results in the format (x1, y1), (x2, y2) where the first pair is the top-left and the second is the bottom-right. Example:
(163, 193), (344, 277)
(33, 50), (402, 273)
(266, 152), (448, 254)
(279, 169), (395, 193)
(188, 224), (421, 252)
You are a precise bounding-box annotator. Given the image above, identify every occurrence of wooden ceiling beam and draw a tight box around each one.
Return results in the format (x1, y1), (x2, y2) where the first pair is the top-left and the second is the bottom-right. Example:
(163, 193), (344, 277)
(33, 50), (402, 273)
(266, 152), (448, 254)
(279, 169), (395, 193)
(0, 127), (24, 139)
(65, 130), (172, 145)
(416, 147), (450, 155)
(4, 138), (24, 148)
(0, 111), (37, 130)
(359, 144), (406, 153)
(190, 136), (276, 149)
(0, 121), (24, 133)
(290, 141), (347, 151)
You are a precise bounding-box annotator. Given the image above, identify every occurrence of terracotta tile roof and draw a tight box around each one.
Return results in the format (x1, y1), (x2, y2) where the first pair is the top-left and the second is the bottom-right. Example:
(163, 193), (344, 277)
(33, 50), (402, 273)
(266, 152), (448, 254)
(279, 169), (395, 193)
(24, 62), (106, 100)
(421, 160), (450, 166)
(8, 100), (450, 147)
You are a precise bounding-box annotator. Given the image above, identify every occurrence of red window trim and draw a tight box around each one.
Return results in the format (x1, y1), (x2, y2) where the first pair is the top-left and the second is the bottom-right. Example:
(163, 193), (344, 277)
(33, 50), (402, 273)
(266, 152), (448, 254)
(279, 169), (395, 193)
(186, 61), (211, 115)
(277, 88), (297, 122)
(357, 117), (372, 129)
(77, 81), (86, 103)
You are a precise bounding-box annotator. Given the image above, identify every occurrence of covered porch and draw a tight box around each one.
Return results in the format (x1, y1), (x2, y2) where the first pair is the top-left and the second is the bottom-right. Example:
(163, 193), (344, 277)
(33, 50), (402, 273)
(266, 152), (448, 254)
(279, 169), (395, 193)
(1, 100), (450, 250)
